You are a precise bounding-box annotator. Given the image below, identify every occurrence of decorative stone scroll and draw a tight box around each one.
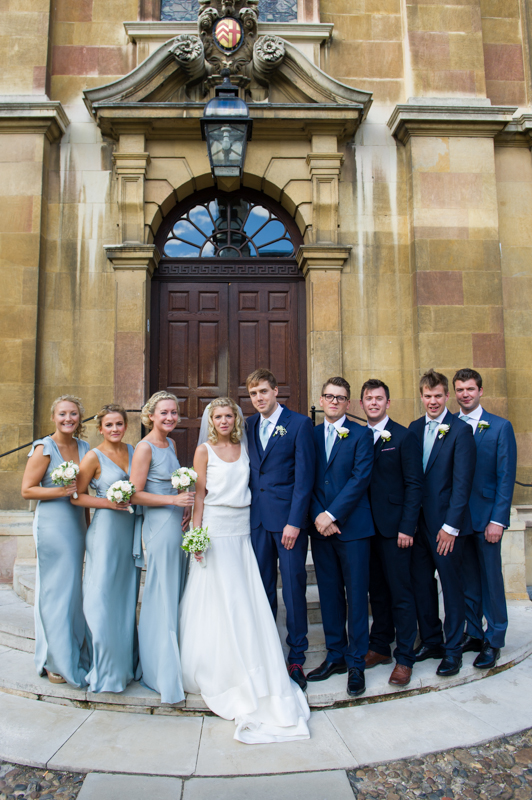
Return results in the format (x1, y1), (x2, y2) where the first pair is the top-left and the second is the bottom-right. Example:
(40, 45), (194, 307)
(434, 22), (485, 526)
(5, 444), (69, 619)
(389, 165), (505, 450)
(253, 35), (285, 83)
(168, 34), (205, 82)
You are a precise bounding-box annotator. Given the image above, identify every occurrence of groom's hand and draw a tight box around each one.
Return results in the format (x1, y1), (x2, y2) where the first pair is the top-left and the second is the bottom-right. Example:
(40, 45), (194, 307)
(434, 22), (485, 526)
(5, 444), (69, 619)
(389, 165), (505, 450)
(281, 524), (300, 550)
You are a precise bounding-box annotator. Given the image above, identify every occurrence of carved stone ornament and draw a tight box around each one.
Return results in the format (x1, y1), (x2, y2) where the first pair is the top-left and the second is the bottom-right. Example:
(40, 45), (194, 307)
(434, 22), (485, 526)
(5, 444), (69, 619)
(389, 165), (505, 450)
(253, 35), (285, 82)
(168, 34), (205, 82)
(198, 0), (259, 88)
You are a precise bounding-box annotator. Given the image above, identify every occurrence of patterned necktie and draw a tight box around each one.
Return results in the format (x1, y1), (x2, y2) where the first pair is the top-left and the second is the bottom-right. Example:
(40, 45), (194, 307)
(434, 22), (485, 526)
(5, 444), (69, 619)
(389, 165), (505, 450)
(260, 417), (270, 449)
(423, 420), (439, 472)
(325, 423), (335, 461)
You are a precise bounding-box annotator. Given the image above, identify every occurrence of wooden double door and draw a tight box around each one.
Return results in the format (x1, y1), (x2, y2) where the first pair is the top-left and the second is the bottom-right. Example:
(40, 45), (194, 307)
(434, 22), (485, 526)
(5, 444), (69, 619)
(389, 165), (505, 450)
(152, 278), (307, 467)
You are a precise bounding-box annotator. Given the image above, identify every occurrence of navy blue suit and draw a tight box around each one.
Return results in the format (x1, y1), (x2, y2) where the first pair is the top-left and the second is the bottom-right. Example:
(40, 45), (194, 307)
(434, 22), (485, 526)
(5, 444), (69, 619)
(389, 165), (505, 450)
(457, 409), (517, 648)
(310, 418), (375, 670)
(409, 410), (476, 657)
(368, 419), (423, 668)
(247, 405), (315, 665)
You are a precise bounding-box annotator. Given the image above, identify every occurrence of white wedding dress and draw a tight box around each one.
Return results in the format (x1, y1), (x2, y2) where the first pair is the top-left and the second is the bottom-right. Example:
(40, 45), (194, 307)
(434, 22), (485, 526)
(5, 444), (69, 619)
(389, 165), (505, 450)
(179, 443), (310, 744)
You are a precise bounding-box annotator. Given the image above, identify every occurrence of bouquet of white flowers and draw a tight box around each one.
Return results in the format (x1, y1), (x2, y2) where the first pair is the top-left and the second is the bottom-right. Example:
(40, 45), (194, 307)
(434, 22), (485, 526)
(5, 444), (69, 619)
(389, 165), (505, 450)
(106, 480), (136, 513)
(181, 526), (210, 568)
(171, 466), (198, 491)
(51, 461), (80, 499)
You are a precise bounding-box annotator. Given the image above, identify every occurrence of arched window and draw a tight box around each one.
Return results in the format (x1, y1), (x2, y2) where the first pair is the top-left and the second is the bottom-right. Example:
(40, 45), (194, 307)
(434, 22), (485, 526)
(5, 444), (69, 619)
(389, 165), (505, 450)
(161, 0), (297, 23)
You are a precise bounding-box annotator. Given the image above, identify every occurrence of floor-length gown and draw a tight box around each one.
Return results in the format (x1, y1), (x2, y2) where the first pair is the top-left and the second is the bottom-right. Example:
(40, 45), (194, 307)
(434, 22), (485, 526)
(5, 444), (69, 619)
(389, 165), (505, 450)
(83, 445), (140, 693)
(30, 436), (90, 688)
(137, 439), (188, 704)
(179, 444), (310, 744)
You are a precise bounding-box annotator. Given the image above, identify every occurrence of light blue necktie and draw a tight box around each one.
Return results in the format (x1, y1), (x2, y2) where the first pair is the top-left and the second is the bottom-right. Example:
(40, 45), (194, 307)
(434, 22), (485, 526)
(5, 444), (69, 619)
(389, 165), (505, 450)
(325, 423), (335, 461)
(460, 412), (475, 431)
(260, 418), (270, 449)
(423, 420), (439, 472)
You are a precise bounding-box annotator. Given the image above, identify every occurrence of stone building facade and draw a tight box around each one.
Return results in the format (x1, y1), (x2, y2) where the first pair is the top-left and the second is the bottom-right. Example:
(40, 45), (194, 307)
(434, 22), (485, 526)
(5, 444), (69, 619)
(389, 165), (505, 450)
(1, 0), (532, 595)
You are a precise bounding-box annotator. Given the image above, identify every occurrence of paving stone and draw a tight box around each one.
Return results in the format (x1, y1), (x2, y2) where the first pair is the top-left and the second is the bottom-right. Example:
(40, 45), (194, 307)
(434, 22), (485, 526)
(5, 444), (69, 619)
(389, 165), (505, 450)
(183, 770), (354, 799)
(48, 710), (203, 776)
(77, 772), (182, 799)
(0, 648), (87, 701)
(195, 711), (357, 776)
(0, 692), (91, 768)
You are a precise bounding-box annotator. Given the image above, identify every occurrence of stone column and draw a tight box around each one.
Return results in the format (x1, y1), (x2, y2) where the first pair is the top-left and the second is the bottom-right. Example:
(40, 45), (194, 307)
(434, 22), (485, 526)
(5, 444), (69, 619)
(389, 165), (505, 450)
(114, 135), (150, 244)
(104, 245), (160, 442)
(502, 508), (529, 600)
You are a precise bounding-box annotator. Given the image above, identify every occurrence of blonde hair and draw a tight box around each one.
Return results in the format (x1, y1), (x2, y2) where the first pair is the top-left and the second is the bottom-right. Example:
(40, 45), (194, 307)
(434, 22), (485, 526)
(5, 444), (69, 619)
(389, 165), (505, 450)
(96, 403), (128, 429)
(207, 397), (243, 444)
(50, 395), (85, 439)
(141, 391), (180, 430)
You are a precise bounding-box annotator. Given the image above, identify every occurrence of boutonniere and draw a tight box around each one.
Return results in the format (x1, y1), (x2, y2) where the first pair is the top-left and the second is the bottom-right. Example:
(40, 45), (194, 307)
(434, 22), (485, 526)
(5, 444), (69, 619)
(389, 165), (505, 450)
(337, 427), (349, 439)
(437, 424), (450, 439)
(273, 425), (287, 437)
(380, 431), (392, 442)
(477, 421), (490, 432)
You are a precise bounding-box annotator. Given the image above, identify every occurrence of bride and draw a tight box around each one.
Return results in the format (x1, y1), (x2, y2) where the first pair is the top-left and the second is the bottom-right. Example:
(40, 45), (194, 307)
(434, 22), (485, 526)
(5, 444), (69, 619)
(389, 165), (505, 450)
(179, 397), (310, 744)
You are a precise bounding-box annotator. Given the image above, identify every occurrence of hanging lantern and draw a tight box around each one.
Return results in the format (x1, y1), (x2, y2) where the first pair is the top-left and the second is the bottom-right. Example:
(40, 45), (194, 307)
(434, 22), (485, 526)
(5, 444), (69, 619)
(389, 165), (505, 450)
(201, 70), (253, 179)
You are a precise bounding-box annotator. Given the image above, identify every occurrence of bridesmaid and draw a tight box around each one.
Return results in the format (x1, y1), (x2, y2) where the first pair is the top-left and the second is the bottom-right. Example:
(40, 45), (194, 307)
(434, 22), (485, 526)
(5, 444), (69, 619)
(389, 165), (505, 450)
(21, 395), (90, 687)
(72, 404), (140, 694)
(129, 391), (194, 704)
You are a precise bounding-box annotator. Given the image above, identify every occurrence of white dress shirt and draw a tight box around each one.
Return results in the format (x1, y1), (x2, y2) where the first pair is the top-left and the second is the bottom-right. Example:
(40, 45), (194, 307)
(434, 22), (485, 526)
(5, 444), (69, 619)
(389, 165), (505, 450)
(260, 403), (283, 445)
(424, 409), (459, 537)
(368, 415), (390, 444)
(459, 404), (505, 529)
(323, 415), (347, 522)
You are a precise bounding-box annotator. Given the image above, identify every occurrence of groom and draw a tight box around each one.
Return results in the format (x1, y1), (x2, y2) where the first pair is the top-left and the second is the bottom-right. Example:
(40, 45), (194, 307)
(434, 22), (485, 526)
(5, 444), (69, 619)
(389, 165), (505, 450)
(246, 369), (315, 691)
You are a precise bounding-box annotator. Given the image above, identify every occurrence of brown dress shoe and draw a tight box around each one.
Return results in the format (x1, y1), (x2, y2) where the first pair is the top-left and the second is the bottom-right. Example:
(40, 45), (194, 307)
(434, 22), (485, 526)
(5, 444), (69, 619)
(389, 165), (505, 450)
(364, 650), (393, 669)
(388, 663), (412, 686)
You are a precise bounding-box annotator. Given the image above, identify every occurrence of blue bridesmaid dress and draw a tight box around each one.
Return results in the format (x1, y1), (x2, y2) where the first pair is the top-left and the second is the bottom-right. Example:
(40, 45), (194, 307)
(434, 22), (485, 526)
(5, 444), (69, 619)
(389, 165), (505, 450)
(30, 436), (90, 688)
(137, 439), (188, 704)
(83, 445), (141, 693)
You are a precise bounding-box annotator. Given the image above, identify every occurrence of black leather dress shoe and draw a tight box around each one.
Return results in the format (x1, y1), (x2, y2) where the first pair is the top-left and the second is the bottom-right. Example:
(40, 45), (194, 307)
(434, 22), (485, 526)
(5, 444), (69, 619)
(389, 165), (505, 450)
(347, 667), (366, 697)
(306, 659), (348, 682)
(414, 643), (445, 662)
(288, 664), (307, 691)
(461, 633), (483, 653)
(436, 655), (462, 676)
(473, 641), (501, 670)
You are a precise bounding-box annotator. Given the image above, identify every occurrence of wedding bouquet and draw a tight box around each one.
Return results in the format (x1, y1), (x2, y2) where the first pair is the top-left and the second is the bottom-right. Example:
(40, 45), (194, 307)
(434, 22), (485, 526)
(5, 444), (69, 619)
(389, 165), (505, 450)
(51, 461), (80, 499)
(171, 466), (198, 491)
(181, 526), (210, 568)
(106, 480), (136, 513)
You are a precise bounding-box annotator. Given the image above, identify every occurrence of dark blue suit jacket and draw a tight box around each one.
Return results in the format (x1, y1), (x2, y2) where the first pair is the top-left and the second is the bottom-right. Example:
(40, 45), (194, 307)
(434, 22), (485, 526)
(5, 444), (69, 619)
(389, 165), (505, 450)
(247, 405), (315, 532)
(455, 409), (517, 531)
(310, 417), (375, 542)
(409, 409), (476, 538)
(368, 418), (423, 539)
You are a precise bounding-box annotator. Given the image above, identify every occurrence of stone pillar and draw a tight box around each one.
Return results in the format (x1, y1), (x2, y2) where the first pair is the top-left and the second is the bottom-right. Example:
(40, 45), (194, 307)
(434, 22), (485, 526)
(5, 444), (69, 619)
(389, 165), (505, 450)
(307, 139), (343, 244)
(296, 245), (351, 405)
(502, 508), (529, 600)
(104, 245), (160, 442)
(114, 135), (150, 244)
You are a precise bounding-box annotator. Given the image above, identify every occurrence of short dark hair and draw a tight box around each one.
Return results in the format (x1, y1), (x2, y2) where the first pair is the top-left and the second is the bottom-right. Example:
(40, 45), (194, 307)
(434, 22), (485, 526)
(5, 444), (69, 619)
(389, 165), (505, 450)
(321, 376), (351, 400)
(419, 369), (449, 394)
(453, 368), (482, 390)
(246, 369), (277, 390)
(360, 379), (390, 401)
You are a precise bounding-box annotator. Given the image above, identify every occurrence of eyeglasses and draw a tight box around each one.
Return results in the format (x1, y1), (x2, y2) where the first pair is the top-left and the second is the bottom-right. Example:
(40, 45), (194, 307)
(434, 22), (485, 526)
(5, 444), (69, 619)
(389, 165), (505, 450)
(322, 394), (349, 403)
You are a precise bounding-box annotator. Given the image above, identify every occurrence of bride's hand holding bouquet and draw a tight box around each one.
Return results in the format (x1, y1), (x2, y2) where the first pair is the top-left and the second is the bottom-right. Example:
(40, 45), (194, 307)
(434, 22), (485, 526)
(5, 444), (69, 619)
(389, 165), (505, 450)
(181, 525), (210, 568)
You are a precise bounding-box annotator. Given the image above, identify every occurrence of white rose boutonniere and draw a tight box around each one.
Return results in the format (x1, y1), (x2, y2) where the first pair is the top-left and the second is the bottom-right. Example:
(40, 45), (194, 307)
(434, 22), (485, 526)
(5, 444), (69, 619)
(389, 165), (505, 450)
(437, 424), (450, 439)
(273, 425), (287, 437)
(477, 421), (490, 432)
(380, 431), (392, 442)
(337, 427), (349, 439)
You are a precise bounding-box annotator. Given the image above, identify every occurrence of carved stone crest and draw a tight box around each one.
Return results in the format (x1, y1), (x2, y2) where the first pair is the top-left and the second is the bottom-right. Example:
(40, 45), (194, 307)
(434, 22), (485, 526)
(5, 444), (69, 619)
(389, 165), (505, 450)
(198, 0), (259, 88)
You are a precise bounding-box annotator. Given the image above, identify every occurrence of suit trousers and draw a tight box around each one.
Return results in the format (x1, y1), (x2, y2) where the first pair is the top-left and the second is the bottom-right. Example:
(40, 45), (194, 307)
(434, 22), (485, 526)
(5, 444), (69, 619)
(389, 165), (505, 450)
(311, 535), (371, 671)
(410, 514), (466, 658)
(463, 531), (508, 648)
(368, 532), (418, 668)
(251, 524), (308, 665)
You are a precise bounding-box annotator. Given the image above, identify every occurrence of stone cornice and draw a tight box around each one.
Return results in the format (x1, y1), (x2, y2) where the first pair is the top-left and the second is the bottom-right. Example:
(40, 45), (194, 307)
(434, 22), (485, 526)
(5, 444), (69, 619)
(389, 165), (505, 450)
(123, 20), (334, 45)
(495, 113), (532, 148)
(0, 98), (69, 142)
(296, 244), (351, 275)
(387, 101), (517, 144)
(105, 244), (161, 277)
(113, 152), (151, 174)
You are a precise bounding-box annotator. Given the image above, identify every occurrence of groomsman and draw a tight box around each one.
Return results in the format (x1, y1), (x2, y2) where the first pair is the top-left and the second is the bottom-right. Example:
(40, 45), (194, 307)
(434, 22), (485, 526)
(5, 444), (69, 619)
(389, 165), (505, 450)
(409, 369), (476, 677)
(246, 368), (315, 691)
(306, 377), (375, 697)
(360, 379), (423, 686)
(453, 368), (517, 669)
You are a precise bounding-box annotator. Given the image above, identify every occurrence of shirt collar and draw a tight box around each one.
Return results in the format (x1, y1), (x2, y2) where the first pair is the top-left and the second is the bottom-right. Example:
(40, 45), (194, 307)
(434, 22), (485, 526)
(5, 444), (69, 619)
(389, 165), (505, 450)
(325, 415), (346, 431)
(261, 403), (283, 428)
(425, 408), (448, 426)
(460, 404), (483, 421)
(368, 415), (389, 432)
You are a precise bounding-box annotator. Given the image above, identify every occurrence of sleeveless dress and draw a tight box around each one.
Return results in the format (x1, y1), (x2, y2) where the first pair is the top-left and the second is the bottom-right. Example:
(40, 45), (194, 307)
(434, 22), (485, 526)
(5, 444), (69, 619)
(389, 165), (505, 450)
(179, 444), (310, 744)
(137, 438), (188, 704)
(29, 436), (90, 687)
(83, 445), (140, 693)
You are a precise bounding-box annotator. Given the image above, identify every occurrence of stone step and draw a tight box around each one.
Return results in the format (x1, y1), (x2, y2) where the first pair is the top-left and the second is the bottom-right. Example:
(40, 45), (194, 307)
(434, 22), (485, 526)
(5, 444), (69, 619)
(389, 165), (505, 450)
(0, 587), (35, 653)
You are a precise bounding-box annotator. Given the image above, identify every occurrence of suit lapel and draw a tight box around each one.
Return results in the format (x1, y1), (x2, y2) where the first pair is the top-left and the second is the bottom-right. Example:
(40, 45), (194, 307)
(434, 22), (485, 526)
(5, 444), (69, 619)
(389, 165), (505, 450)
(475, 408), (491, 448)
(325, 418), (351, 471)
(425, 410), (451, 474)
(374, 418), (393, 461)
(260, 406), (290, 465)
(315, 424), (327, 469)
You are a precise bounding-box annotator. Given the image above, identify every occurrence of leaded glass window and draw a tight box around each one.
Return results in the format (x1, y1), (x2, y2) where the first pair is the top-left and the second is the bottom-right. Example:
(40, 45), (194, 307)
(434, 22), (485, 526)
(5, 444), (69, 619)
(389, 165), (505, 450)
(161, 0), (199, 22)
(160, 0), (297, 22)
(162, 197), (296, 258)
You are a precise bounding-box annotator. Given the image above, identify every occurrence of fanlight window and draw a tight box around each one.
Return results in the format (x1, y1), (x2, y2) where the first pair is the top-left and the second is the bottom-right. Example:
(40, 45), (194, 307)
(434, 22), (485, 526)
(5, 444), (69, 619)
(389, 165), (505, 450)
(163, 197), (296, 258)
(161, 0), (297, 22)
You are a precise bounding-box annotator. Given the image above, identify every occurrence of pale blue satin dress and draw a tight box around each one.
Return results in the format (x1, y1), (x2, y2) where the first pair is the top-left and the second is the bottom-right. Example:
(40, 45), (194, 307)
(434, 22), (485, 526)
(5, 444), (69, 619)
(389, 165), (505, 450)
(83, 445), (140, 693)
(137, 439), (188, 704)
(30, 436), (90, 687)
